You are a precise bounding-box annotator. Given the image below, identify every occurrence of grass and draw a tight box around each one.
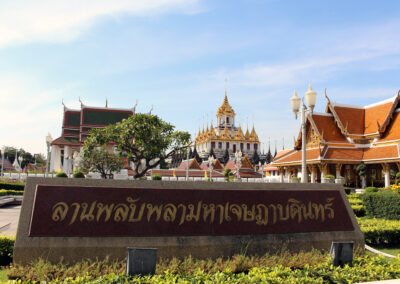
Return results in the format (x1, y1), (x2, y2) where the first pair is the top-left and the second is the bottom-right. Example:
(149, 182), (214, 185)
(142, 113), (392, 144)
(0, 269), (8, 283)
(374, 247), (400, 256)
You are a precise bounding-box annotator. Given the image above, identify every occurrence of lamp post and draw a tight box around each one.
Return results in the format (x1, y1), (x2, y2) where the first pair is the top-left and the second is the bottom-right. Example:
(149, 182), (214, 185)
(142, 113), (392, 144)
(208, 156), (215, 182)
(235, 150), (242, 179)
(45, 133), (52, 177)
(290, 84), (317, 183)
(1, 146), (5, 177)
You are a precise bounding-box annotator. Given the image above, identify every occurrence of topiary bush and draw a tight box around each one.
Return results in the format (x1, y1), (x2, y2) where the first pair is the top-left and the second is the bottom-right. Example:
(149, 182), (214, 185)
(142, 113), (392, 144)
(73, 171), (85, 178)
(323, 174), (335, 183)
(56, 172), (68, 178)
(0, 235), (15, 266)
(343, 187), (353, 194)
(151, 174), (162, 180)
(362, 191), (400, 220)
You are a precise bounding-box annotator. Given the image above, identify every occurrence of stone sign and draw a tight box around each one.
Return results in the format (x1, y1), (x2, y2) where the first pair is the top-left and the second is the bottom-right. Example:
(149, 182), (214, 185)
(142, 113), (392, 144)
(14, 178), (364, 264)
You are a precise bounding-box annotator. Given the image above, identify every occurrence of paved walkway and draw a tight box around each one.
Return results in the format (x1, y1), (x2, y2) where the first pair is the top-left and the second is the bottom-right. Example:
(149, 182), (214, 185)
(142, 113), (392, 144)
(0, 204), (21, 236)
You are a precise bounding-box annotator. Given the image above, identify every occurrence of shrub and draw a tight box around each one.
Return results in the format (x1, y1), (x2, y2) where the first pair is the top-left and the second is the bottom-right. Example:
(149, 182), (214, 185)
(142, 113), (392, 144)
(151, 174), (162, 180)
(365, 187), (378, 193)
(6, 254), (400, 283)
(358, 218), (400, 246)
(0, 235), (14, 266)
(362, 191), (400, 220)
(73, 171), (85, 178)
(323, 174), (335, 183)
(0, 189), (24, 196)
(0, 181), (25, 191)
(56, 172), (68, 178)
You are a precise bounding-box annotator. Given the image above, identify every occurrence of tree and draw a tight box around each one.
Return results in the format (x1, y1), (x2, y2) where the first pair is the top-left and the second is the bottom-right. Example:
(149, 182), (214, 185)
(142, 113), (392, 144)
(83, 114), (190, 179)
(80, 147), (124, 179)
(252, 151), (260, 165)
(220, 149), (230, 165)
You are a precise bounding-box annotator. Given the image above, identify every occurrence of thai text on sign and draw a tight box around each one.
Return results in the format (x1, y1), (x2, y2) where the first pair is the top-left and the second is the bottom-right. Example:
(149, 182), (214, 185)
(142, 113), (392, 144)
(29, 185), (353, 237)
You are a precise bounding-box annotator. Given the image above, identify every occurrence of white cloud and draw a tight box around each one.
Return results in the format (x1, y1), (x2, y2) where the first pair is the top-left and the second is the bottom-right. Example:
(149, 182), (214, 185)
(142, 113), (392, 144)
(0, 0), (201, 48)
(0, 75), (77, 154)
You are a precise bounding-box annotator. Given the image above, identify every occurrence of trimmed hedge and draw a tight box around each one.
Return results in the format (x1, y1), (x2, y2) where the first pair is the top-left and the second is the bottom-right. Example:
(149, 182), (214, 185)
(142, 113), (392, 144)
(0, 189), (24, 196)
(0, 182), (25, 191)
(358, 218), (400, 246)
(362, 191), (400, 220)
(0, 235), (14, 266)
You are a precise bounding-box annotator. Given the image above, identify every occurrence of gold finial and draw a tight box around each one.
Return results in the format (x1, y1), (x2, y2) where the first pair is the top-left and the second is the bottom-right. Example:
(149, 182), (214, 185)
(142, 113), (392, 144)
(79, 97), (84, 107)
(62, 99), (66, 110)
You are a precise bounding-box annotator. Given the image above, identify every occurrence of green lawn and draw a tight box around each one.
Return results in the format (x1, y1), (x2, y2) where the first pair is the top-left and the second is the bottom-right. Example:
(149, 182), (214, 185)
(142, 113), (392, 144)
(375, 247), (400, 256)
(0, 269), (8, 283)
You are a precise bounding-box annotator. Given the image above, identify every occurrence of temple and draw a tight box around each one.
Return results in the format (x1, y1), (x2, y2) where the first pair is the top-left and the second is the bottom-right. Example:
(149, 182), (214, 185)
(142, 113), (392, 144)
(272, 91), (400, 187)
(195, 90), (261, 160)
(49, 101), (137, 172)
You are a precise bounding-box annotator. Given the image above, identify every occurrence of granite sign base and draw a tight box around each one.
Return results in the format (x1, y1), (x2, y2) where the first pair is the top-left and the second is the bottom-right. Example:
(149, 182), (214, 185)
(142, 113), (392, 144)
(14, 178), (364, 264)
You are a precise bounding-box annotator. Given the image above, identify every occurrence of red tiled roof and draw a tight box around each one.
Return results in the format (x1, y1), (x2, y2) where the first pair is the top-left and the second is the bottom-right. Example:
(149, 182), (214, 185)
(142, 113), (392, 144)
(363, 146), (399, 161)
(311, 114), (348, 143)
(379, 111), (400, 142)
(323, 148), (363, 161)
(272, 148), (321, 164)
(331, 105), (364, 135)
(224, 161), (236, 170)
(364, 102), (393, 134)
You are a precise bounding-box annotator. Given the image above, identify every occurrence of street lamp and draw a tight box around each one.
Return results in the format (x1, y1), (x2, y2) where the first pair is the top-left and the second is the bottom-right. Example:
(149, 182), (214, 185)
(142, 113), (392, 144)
(235, 150), (242, 179)
(45, 133), (52, 177)
(208, 156), (215, 182)
(290, 84), (317, 183)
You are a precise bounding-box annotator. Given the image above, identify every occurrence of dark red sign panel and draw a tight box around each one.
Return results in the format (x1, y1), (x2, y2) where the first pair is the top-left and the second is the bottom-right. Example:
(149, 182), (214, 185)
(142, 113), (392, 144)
(29, 185), (354, 237)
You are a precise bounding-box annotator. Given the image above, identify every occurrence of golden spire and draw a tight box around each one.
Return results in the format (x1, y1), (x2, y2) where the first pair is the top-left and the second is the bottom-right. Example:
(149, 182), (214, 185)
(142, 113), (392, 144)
(245, 124), (250, 140)
(234, 124), (245, 140)
(217, 90), (236, 117)
(249, 123), (260, 142)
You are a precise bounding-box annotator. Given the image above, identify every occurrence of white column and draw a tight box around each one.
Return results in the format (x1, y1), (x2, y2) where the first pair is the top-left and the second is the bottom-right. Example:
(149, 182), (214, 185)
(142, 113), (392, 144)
(310, 166), (316, 183)
(50, 146), (61, 172)
(63, 146), (71, 173)
(384, 164), (391, 188)
(336, 164), (341, 178)
(279, 168), (284, 183)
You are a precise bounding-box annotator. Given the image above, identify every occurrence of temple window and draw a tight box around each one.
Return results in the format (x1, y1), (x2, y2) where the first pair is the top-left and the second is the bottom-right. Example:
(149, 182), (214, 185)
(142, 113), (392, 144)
(247, 143), (250, 150)
(254, 144), (258, 150)
(240, 143), (244, 151)
(218, 142), (222, 149)
(226, 117), (229, 124)
(226, 142), (230, 149)
(233, 144), (236, 153)
(211, 142), (215, 149)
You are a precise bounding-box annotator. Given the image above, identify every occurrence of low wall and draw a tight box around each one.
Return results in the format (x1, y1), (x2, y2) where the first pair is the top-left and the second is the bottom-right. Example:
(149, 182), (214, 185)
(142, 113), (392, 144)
(14, 177), (364, 264)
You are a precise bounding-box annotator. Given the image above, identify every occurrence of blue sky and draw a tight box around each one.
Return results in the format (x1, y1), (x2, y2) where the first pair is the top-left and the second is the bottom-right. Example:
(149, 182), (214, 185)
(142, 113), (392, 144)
(1, 0), (400, 154)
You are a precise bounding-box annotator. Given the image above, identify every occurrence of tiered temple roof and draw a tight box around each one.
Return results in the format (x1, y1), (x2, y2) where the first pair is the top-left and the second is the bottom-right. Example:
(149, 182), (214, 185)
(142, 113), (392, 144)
(273, 91), (400, 166)
(52, 103), (135, 147)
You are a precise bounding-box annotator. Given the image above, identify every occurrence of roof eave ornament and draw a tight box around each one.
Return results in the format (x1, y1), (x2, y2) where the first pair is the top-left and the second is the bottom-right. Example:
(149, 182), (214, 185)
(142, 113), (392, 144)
(62, 99), (66, 111)
(132, 100), (138, 114)
(79, 97), (84, 108)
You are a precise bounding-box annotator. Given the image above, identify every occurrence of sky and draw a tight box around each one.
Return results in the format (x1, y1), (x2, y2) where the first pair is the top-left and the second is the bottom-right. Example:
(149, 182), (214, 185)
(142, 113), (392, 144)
(1, 0), (400, 155)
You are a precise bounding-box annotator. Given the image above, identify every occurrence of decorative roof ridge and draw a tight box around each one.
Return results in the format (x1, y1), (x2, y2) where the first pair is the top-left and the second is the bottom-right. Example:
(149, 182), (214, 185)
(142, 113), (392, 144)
(330, 102), (364, 109)
(81, 106), (134, 112)
(307, 114), (325, 143)
(364, 95), (397, 109)
(312, 112), (333, 117)
(325, 93), (348, 137)
(377, 91), (400, 135)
